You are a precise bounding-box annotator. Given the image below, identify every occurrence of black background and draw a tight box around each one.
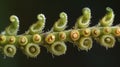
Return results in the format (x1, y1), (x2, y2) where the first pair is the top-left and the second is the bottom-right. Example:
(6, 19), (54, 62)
(0, 0), (120, 67)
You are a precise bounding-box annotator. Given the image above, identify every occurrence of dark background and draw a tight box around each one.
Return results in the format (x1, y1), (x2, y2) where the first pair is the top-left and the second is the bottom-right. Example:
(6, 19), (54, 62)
(0, 0), (120, 67)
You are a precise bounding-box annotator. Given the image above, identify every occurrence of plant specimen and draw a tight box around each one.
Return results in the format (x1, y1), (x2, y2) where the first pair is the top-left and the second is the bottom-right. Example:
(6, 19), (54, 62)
(0, 7), (118, 58)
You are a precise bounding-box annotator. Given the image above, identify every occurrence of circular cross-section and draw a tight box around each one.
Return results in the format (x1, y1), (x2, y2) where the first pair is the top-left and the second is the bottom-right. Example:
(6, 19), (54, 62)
(0, 35), (6, 44)
(59, 32), (66, 41)
(8, 36), (16, 44)
(102, 27), (111, 34)
(82, 28), (91, 37)
(70, 30), (80, 41)
(45, 33), (55, 44)
(50, 41), (67, 56)
(19, 36), (28, 46)
(25, 43), (40, 58)
(91, 28), (100, 37)
(78, 37), (93, 51)
(3, 44), (16, 57)
(113, 27), (120, 36)
(32, 34), (41, 43)
(100, 35), (115, 48)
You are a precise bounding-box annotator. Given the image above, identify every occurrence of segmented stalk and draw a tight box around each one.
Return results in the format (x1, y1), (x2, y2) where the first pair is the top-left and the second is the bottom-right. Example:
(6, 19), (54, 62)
(0, 7), (119, 58)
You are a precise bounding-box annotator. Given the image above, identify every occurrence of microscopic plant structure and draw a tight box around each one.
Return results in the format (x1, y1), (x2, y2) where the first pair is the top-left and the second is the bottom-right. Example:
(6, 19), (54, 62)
(0, 7), (119, 58)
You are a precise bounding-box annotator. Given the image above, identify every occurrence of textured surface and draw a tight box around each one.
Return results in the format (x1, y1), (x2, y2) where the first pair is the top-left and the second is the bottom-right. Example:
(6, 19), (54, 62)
(0, 0), (120, 67)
